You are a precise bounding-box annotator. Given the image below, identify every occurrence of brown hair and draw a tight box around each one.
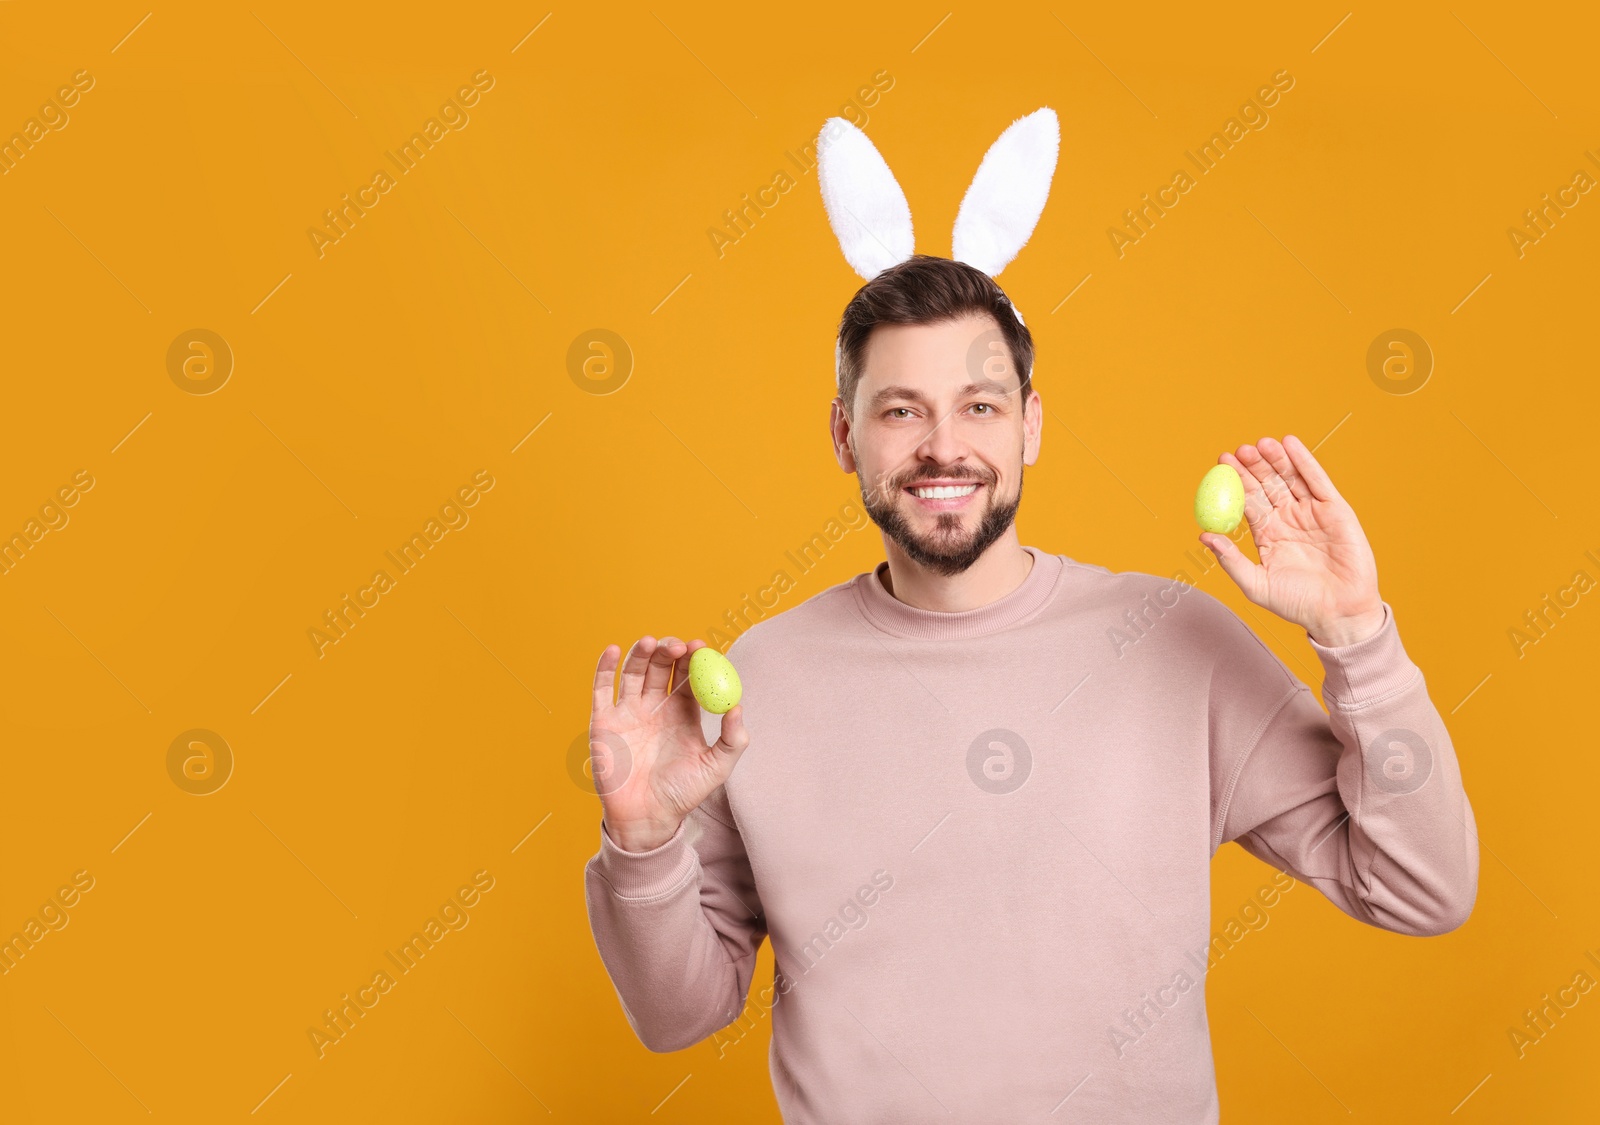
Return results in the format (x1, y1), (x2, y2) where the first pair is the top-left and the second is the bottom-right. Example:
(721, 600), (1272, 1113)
(834, 254), (1035, 417)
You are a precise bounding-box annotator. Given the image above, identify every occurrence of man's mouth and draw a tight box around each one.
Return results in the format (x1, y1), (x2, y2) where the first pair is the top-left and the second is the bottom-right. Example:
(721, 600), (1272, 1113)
(903, 481), (983, 510)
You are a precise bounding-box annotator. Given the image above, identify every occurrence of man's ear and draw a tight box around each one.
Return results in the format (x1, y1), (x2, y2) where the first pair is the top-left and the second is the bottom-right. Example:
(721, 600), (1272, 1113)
(1023, 385), (1044, 467)
(831, 396), (858, 473)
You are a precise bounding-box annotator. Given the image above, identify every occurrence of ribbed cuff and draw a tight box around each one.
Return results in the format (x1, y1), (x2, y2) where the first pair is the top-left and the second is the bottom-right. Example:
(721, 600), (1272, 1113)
(593, 818), (698, 900)
(1306, 601), (1419, 706)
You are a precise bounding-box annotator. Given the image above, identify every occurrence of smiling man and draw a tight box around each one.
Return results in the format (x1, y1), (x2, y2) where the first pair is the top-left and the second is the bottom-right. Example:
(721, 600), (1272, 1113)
(582, 254), (1479, 1123)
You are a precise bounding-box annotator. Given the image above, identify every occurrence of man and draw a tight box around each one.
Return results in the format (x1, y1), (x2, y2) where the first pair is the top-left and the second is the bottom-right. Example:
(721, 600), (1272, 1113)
(583, 254), (1477, 1123)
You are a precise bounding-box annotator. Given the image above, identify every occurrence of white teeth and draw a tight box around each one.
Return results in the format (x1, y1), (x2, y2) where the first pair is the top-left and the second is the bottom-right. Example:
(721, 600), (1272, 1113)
(911, 484), (979, 499)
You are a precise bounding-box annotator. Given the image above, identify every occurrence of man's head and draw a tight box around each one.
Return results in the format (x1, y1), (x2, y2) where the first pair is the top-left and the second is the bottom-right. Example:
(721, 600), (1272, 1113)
(829, 254), (1043, 577)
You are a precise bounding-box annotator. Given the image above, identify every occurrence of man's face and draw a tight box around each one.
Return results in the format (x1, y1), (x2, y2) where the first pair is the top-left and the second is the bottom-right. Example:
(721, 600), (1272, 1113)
(830, 311), (1043, 577)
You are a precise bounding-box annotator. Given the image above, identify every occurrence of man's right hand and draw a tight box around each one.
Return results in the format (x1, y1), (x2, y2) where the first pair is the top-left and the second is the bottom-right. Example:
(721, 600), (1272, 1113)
(589, 635), (750, 853)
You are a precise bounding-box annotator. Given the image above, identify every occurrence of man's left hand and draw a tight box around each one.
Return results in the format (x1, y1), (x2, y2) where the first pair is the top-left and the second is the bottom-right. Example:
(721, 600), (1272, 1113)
(1199, 435), (1386, 648)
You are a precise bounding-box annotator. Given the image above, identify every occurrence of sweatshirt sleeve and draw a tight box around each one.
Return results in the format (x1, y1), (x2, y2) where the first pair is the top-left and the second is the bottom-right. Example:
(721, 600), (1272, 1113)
(1209, 598), (1480, 936)
(583, 767), (768, 1053)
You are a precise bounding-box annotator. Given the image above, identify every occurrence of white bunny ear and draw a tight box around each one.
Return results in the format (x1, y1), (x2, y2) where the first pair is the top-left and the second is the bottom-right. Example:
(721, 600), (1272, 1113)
(816, 116), (915, 281)
(952, 107), (1059, 277)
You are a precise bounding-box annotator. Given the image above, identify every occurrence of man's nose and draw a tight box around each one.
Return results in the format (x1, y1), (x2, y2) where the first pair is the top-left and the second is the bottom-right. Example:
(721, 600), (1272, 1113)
(914, 404), (969, 463)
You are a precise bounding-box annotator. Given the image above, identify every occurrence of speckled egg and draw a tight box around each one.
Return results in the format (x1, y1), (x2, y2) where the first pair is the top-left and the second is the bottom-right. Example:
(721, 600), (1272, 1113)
(689, 647), (742, 714)
(1194, 464), (1246, 533)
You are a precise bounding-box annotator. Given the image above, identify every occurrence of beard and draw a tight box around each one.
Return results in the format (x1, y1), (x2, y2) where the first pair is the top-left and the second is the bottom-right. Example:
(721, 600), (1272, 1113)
(858, 463), (1024, 577)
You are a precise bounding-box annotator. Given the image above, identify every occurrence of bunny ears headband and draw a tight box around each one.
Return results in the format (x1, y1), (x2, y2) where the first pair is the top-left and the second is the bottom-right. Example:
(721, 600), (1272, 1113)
(816, 106), (1060, 385)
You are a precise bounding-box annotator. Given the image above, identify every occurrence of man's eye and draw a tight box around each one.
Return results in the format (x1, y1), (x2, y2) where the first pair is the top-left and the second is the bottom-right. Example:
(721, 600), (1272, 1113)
(886, 408), (912, 419)
(971, 404), (993, 415)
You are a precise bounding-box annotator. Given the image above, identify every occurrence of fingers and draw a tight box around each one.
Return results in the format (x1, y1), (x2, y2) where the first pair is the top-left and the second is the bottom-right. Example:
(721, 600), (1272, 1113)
(1282, 433), (1342, 503)
(1230, 440), (1297, 509)
(1218, 450), (1274, 532)
(709, 703), (750, 760)
(642, 636), (686, 697)
(617, 636), (658, 700)
(611, 636), (700, 705)
(1256, 436), (1310, 502)
(1199, 531), (1267, 605)
(672, 639), (707, 701)
(592, 643), (621, 712)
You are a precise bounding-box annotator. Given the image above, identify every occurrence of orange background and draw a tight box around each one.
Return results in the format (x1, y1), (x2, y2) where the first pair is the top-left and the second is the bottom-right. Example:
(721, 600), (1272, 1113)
(1, 1), (1596, 1121)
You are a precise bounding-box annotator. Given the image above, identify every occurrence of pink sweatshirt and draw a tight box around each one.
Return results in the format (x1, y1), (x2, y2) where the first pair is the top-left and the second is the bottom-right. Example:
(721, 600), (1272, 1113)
(584, 545), (1478, 1122)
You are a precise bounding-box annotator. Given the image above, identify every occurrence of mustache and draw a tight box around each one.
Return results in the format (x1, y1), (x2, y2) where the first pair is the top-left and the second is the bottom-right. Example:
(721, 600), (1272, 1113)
(902, 469), (988, 484)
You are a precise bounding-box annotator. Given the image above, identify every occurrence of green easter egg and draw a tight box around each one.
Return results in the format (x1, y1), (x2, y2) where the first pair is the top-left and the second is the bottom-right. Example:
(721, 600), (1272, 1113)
(688, 647), (742, 714)
(1194, 464), (1246, 533)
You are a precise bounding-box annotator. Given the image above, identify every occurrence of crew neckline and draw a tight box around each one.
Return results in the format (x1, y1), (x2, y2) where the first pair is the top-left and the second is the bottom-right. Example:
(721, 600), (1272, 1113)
(851, 545), (1065, 641)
